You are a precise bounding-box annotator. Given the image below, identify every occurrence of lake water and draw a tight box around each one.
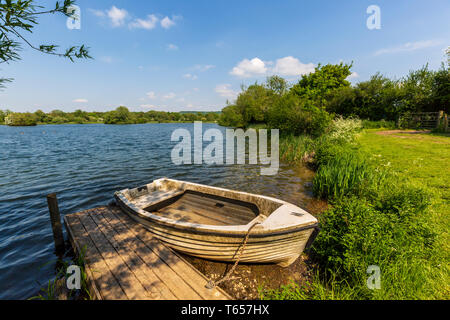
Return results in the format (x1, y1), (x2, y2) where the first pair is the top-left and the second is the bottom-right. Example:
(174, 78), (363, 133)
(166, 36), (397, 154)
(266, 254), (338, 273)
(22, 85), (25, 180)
(0, 123), (315, 299)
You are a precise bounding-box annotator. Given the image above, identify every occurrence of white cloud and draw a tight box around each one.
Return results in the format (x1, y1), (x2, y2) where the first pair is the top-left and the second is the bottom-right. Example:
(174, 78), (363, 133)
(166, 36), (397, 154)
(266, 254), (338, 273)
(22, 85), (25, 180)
(73, 98), (88, 103)
(129, 14), (159, 30)
(272, 56), (315, 77)
(88, 9), (105, 17)
(161, 16), (176, 29)
(107, 6), (128, 27)
(193, 64), (215, 72)
(230, 56), (315, 78)
(374, 40), (443, 56)
(347, 72), (359, 80)
(215, 84), (238, 99)
(90, 8), (179, 32)
(230, 58), (268, 78)
(162, 92), (176, 100)
(167, 44), (179, 51)
(183, 73), (198, 80)
(146, 91), (156, 99)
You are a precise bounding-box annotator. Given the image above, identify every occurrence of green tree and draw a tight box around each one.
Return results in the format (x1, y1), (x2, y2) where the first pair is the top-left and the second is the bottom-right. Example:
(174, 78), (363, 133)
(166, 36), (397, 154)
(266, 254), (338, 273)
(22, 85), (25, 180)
(0, 0), (91, 88)
(205, 112), (216, 122)
(5, 112), (37, 126)
(34, 109), (46, 122)
(431, 64), (450, 113)
(291, 62), (353, 107)
(0, 109), (8, 123)
(266, 93), (332, 136)
(234, 82), (276, 125)
(73, 109), (89, 120)
(218, 105), (245, 128)
(104, 106), (133, 124)
(266, 75), (288, 95)
(326, 73), (403, 120)
(399, 65), (435, 114)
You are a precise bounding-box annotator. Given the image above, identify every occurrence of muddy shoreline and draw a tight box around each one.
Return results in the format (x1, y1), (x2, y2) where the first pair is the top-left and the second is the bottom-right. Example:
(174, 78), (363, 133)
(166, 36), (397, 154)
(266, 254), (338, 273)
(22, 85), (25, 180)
(180, 198), (327, 300)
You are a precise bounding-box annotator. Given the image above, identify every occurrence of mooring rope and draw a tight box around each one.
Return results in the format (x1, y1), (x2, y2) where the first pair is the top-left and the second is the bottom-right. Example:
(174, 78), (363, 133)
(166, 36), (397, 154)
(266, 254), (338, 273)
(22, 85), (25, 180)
(205, 221), (261, 289)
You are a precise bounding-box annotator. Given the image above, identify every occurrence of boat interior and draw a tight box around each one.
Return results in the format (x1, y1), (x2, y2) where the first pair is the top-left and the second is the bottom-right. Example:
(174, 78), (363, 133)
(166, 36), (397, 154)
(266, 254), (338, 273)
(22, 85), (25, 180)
(121, 179), (287, 227)
(143, 190), (260, 226)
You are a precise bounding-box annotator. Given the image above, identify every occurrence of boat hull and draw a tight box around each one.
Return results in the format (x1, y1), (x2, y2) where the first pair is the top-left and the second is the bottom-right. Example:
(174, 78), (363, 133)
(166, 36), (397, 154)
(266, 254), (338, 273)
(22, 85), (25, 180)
(118, 200), (317, 267)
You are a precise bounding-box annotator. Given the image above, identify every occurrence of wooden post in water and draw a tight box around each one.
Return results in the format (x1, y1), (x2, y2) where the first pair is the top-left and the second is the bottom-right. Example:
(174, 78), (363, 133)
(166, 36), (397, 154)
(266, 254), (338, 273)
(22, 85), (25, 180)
(47, 193), (65, 254)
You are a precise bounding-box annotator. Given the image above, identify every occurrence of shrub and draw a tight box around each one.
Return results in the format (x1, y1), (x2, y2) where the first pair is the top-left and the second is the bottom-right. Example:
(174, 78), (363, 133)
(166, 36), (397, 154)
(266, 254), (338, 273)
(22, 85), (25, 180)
(328, 117), (362, 144)
(361, 119), (396, 129)
(218, 105), (245, 127)
(312, 184), (435, 297)
(266, 94), (332, 136)
(104, 106), (133, 124)
(5, 112), (37, 126)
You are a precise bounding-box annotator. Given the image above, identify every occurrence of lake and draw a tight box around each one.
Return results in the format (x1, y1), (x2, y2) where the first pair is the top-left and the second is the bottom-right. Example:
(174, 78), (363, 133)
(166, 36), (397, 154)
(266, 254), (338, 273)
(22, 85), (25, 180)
(0, 123), (315, 299)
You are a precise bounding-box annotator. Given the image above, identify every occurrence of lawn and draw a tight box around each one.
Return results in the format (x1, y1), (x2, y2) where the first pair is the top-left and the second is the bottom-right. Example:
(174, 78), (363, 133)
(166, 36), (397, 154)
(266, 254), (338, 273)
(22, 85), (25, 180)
(358, 129), (449, 298)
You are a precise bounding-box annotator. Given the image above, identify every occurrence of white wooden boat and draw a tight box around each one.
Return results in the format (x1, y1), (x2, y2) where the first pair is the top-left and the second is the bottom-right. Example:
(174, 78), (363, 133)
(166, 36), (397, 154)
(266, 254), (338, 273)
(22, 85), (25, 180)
(114, 178), (319, 267)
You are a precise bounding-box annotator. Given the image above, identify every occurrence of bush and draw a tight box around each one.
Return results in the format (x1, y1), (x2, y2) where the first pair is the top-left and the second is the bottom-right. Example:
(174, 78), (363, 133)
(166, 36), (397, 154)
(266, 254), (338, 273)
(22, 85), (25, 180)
(266, 94), (332, 136)
(361, 119), (396, 129)
(218, 105), (245, 127)
(328, 117), (362, 144)
(104, 106), (133, 124)
(312, 184), (435, 298)
(5, 112), (37, 126)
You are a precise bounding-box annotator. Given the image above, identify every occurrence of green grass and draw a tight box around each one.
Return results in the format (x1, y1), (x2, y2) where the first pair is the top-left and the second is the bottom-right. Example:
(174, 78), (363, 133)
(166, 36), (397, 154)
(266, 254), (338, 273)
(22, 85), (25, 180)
(359, 130), (449, 205)
(358, 130), (450, 298)
(30, 246), (92, 300)
(265, 129), (449, 300)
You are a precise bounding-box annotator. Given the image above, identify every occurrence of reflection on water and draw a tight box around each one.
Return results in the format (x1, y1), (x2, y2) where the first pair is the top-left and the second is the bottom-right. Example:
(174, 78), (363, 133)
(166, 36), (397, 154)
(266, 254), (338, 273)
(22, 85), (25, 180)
(0, 123), (315, 299)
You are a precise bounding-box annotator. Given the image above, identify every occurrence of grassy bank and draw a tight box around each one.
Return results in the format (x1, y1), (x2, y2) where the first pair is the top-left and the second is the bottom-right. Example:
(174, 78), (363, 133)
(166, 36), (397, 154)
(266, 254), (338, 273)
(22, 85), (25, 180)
(262, 126), (449, 300)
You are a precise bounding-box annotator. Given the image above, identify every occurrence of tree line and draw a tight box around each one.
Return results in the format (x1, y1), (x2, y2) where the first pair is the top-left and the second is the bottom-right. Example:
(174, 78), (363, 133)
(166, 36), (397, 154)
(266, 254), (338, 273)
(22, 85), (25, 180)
(219, 56), (449, 135)
(0, 107), (220, 126)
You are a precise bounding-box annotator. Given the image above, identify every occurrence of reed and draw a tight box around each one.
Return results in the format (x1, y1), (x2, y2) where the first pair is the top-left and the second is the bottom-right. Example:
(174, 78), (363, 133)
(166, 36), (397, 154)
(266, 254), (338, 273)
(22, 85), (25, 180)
(30, 246), (92, 300)
(279, 134), (315, 163)
(312, 151), (379, 200)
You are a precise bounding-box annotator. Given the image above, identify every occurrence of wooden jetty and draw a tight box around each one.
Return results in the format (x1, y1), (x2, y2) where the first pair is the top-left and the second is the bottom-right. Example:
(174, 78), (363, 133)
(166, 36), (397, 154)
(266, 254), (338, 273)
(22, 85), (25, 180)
(64, 206), (231, 300)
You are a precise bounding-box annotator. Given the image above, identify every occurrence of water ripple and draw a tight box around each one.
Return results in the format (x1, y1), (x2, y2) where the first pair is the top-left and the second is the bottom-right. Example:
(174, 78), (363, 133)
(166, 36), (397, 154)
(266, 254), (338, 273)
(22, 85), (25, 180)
(0, 123), (314, 299)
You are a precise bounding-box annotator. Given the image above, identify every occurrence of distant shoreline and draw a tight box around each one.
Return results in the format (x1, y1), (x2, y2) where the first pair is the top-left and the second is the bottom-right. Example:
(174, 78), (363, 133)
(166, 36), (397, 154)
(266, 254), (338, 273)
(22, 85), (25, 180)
(0, 121), (219, 127)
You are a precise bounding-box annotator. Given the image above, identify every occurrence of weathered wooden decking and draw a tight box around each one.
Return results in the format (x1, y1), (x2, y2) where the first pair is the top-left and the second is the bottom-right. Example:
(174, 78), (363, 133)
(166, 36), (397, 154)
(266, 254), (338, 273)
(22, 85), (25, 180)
(64, 206), (231, 300)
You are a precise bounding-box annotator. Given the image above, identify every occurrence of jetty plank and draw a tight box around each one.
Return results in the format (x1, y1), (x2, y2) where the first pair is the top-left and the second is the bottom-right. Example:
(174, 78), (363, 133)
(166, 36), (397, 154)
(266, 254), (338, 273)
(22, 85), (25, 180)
(111, 208), (230, 300)
(91, 210), (177, 299)
(64, 213), (126, 300)
(64, 206), (230, 300)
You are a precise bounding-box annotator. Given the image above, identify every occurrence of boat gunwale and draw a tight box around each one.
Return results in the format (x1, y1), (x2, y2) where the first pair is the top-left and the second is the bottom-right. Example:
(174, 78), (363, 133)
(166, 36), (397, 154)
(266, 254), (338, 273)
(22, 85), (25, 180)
(115, 178), (318, 237)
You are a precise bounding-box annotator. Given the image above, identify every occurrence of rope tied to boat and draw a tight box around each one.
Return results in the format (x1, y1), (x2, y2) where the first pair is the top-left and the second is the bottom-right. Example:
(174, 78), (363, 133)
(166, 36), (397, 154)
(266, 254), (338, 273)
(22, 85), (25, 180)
(205, 221), (261, 289)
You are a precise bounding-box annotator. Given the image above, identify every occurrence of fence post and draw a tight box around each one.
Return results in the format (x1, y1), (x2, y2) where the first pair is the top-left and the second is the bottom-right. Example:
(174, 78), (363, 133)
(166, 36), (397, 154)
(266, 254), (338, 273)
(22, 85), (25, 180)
(437, 110), (444, 128)
(47, 193), (65, 254)
(444, 113), (448, 132)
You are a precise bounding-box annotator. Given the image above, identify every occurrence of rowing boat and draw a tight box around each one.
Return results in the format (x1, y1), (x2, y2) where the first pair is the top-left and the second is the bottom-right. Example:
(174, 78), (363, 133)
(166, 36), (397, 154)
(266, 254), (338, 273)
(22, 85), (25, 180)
(114, 178), (319, 267)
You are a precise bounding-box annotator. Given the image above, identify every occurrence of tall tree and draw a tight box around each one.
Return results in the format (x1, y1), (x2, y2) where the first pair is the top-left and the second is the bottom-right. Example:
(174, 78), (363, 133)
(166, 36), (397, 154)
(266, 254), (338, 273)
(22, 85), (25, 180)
(0, 0), (91, 88)
(291, 62), (353, 107)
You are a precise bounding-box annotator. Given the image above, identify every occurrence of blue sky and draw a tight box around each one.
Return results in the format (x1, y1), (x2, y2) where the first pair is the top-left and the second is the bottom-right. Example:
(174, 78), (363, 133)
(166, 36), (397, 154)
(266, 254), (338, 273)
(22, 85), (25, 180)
(1, 0), (449, 112)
